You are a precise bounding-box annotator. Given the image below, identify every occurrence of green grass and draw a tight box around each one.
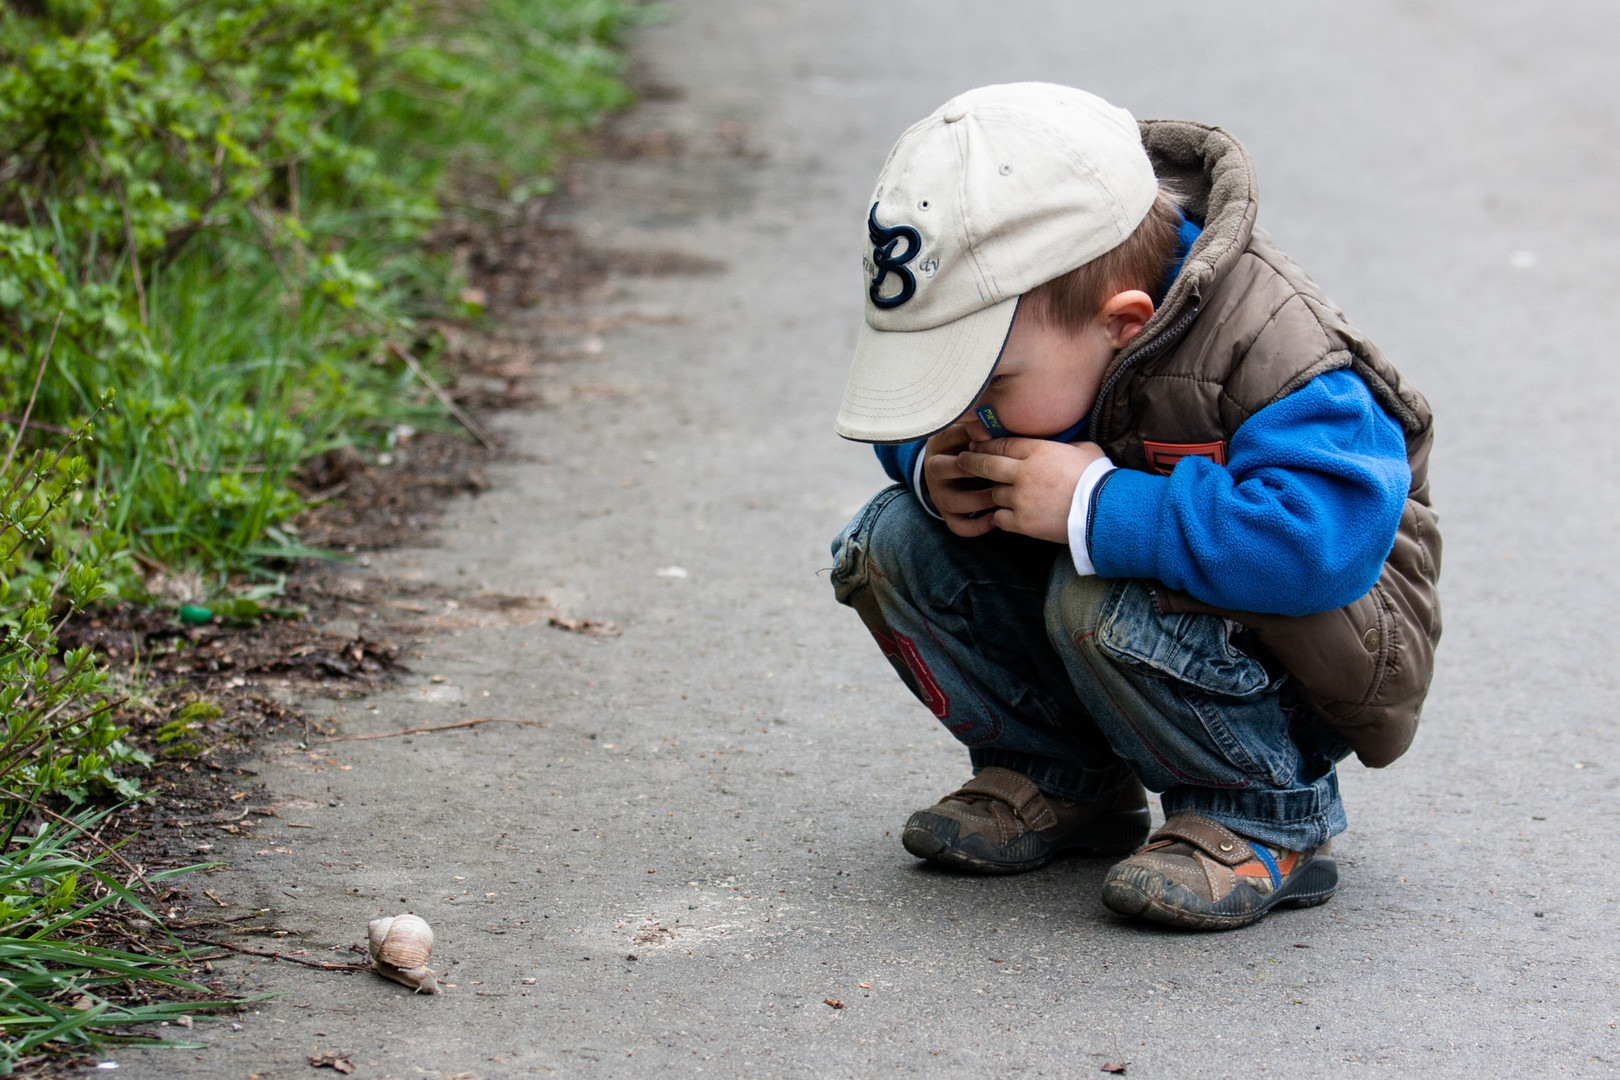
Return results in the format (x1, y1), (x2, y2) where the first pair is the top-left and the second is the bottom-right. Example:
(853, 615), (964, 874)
(0, 0), (643, 1067)
(89, 238), (434, 573)
(0, 808), (242, 1073)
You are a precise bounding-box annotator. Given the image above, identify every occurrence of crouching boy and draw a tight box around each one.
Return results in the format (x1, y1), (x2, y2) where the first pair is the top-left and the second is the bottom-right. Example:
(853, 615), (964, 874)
(830, 83), (1440, 930)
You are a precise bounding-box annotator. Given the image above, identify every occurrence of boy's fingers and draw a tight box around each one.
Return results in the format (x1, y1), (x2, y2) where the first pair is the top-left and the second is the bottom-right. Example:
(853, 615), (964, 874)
(924, 452), (972, 481)
(944, 510), (997, 537)
(958, 451), (1020, 484)
(925, 424), (972, 456)
(933, 485), (996, 517)
(965, 436), (1038, 459)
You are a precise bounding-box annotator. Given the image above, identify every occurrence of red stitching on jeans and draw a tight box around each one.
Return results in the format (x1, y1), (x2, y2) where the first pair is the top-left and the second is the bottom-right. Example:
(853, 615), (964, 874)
(871, 628), (950, 719)
(917, 619), (1000, 741)
(1074, 629), (1249, 789)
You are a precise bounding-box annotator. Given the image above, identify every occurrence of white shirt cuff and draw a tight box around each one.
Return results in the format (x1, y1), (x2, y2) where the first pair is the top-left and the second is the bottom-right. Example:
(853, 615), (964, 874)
(1066, 455), (1118, 576)
(912, 448), (943, 520)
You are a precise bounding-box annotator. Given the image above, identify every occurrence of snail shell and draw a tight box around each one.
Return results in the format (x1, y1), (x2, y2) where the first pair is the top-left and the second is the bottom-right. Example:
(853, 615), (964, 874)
(368, 914), (433, 968)
(367, 914), (440, 994)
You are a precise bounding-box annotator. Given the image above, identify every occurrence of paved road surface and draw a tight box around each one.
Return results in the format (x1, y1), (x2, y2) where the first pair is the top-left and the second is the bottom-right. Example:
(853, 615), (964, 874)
(121, 2), (1618, 1076)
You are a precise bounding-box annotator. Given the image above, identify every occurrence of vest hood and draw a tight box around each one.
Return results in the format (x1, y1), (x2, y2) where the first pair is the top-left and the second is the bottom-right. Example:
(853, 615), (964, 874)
(1139, 121), (1260, 334)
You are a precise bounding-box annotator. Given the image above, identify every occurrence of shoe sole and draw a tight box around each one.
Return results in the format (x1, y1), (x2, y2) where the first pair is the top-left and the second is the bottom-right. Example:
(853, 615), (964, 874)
(903, 807), (1152, 875)
(1101, 855), (1338, 931)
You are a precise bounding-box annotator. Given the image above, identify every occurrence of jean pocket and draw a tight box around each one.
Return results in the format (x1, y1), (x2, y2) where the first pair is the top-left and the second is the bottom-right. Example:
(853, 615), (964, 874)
(1095, 582), (1296, 786)
(1095, 581), (1275, 700)
(1170, 684), (1298, 788)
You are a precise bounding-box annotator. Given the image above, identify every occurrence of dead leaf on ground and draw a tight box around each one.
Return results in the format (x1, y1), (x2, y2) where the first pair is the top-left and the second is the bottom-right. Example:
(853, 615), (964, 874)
(549, 615), (621, 637)
(1101, 1063), (1130, 1075)
(632, 923), (676, 947)
(824, 997), (844, 1010)
(308, 1052), (357, 1073)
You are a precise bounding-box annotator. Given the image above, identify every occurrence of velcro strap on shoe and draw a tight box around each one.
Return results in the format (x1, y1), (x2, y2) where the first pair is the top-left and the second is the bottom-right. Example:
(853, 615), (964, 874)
(1149, 815), (1254, 866)
(954, 767), (1057, 832)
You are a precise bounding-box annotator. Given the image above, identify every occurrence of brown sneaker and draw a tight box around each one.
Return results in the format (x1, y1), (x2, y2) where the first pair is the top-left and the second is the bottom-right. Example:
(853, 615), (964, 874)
(901, 766), (1150, 874)
(1101, 814), (1337, 931)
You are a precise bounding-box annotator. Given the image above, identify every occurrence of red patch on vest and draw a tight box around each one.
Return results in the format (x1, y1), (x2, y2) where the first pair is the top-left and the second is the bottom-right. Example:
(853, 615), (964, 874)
(1142, 439), (1228, 475)
(870, 628), (949, 719)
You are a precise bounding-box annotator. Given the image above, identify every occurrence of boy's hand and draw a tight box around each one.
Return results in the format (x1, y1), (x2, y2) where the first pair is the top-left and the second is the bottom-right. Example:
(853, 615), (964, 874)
(920, 425), (1000, 537)
(958, 438), (1106, 544)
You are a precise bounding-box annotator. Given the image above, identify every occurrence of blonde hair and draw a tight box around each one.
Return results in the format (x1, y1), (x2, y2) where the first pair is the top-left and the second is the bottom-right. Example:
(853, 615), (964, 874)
(1023, 190), (1184, 333)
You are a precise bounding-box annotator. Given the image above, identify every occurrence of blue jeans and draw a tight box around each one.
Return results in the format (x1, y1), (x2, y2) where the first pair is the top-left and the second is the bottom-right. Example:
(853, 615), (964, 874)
(830, 486), (1349, 851)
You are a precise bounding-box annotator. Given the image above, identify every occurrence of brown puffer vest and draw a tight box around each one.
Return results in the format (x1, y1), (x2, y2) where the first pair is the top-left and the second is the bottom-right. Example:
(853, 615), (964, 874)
(1088, 121), (1442, 768)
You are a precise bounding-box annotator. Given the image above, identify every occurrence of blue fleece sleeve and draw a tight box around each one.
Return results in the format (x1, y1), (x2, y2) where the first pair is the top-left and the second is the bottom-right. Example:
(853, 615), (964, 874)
(1087, 369), (1410, 616)
(874, 441), (925, 489)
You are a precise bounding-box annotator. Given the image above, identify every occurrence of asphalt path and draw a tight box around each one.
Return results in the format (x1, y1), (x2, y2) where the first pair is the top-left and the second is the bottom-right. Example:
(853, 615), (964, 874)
(120, 2), (1618, 1077)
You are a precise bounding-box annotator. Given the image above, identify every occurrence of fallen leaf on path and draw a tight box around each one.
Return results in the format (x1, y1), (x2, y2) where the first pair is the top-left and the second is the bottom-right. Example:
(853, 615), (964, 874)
(824, 997), (844, 1009)
(1101, 1063), (1130, 1075)
(307, 1053), (356, 1073)
(548, 615), (621, 637)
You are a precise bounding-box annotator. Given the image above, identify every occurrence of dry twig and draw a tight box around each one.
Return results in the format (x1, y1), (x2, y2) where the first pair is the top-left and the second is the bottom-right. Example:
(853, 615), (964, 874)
(172, 935), (370, 972)
(0, 786), (158, 896)
(318, 717), (546, 743)
(386, 341), (498, 450)
(1, 312), (61, 477)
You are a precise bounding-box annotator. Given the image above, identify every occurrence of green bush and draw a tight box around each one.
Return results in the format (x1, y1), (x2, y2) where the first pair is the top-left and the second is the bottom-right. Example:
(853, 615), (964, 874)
(0, 0), (638, 583)
(0, 409), (200, 1072)
(0, 406), (147, 812)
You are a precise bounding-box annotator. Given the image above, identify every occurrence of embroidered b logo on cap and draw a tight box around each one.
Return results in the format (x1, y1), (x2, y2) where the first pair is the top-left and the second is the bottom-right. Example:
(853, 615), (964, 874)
(867, 204), (921, 309)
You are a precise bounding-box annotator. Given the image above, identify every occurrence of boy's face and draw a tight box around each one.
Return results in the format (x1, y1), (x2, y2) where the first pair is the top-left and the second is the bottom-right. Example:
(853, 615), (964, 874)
(959, 291), (1154, 441)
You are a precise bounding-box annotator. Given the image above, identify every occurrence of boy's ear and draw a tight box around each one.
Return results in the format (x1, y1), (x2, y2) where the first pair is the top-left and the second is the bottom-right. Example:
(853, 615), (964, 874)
(1101, 290), (1155, 348)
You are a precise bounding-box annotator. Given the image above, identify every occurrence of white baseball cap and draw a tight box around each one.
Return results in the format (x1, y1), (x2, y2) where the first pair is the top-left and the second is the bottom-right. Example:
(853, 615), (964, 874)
(834, 83), (1158, 443)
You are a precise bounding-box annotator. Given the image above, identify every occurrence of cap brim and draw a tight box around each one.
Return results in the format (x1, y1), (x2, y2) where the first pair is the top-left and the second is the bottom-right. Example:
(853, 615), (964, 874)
(834, 296), (1018, 443)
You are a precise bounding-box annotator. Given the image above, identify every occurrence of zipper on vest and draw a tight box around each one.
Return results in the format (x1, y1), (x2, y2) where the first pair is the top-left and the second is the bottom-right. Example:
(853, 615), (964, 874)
(1086, 303), (1203, 441)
